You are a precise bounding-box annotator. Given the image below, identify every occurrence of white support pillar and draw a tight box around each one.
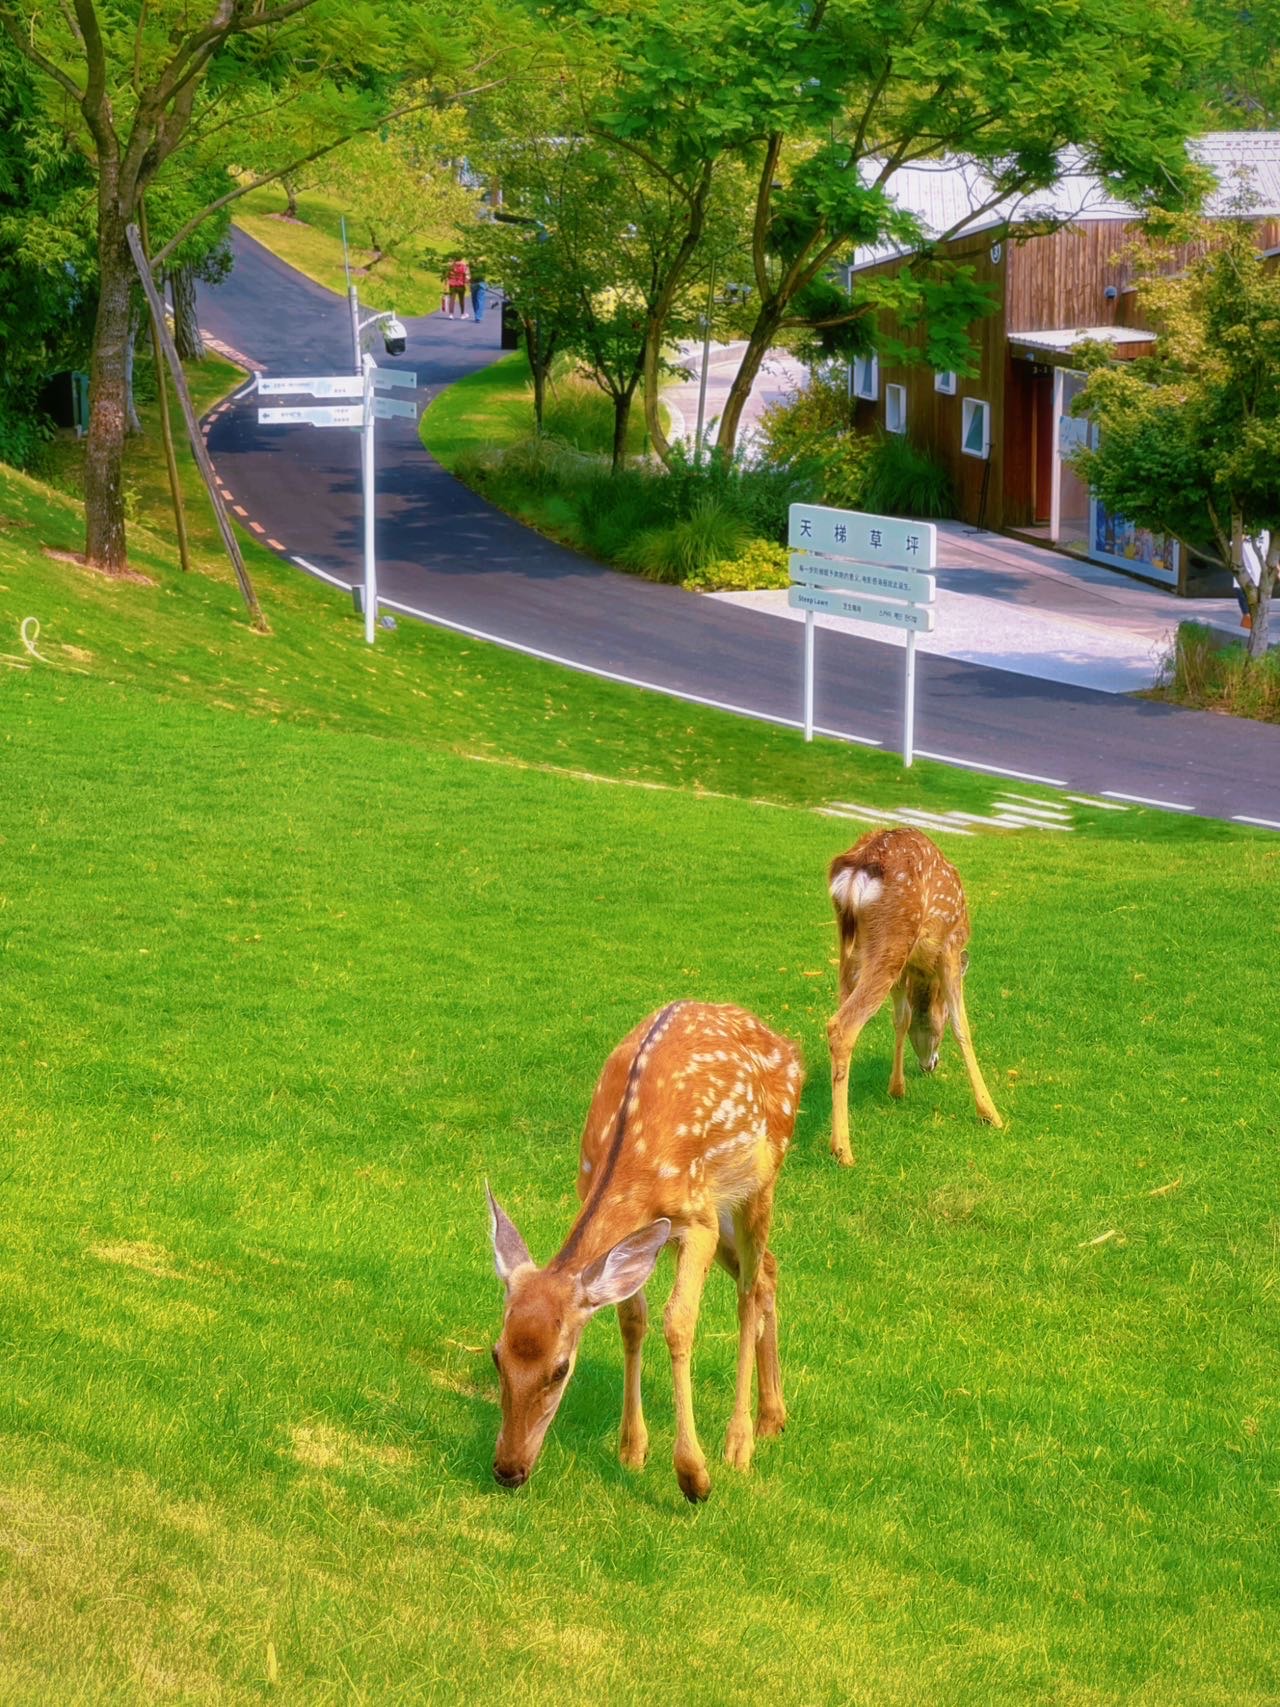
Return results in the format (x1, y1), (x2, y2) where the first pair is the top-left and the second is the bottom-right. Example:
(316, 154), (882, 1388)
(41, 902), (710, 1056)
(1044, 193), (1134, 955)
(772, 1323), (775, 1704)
(362, 354), (376, 645)
(803, 608), (815, 742)
(903, 628), (917, 767)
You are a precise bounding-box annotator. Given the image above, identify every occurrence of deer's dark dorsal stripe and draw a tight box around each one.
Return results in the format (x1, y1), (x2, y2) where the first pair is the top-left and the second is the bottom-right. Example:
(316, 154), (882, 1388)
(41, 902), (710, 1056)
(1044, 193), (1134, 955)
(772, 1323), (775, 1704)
(554, 1001), (685, 1266)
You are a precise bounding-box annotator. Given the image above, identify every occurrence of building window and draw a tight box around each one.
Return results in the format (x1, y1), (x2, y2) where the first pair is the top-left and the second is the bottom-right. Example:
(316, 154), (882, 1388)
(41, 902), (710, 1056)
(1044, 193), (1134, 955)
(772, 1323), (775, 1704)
(934, 370), (957, 395)
(851, 353), (879, 400)
(961, 397), (991, 459)
(885, 384), (907, 434)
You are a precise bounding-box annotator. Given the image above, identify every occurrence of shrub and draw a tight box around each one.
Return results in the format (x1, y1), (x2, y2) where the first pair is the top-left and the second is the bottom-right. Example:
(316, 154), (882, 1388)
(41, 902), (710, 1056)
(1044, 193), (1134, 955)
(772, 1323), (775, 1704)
(1158, 621), (1280, 722)
(661, 440), (819, 543)
(0, 397), (54, 474)
(539, 371), (651, 458)
(862, 431), (953, 518)
(621, 495), (750, 584)
(685, 539), (792, 591)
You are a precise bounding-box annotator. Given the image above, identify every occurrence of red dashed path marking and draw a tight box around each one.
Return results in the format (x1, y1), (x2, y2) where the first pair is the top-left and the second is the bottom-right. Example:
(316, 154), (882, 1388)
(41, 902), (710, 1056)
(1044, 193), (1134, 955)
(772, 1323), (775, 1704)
(266, 538), (285, 551)
(249, 521), (266, 535)
(232, 505), (248, 518)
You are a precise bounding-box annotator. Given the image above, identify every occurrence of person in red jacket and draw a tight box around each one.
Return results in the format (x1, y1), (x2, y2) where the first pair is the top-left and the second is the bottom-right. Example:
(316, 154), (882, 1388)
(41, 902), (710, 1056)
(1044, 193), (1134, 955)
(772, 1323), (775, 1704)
(445, 258), (470, 319)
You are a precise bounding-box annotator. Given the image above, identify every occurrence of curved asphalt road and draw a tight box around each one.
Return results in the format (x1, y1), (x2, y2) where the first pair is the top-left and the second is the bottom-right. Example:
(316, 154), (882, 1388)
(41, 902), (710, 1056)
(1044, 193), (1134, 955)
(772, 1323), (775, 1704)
(202, 230), (1280, 828)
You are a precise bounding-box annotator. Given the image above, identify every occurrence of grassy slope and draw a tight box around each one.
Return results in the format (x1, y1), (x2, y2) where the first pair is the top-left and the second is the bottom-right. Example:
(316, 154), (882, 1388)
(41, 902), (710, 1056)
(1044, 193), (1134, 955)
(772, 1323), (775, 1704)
(1, 391), (1279, 1702)
(232, 184), (466, 319)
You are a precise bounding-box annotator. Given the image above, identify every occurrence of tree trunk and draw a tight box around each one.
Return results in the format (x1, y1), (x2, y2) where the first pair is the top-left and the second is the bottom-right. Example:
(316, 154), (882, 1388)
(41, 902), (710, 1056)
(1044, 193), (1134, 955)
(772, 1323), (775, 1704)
(124, 297), (144, 435)
(171, 265), (206, 362)
(716, 307), (784, 459)
(284, 175), (300, 219)
(611, 390), (632, 472)
(1248, 551), (1275, 661)
(84, 212), (134, 571)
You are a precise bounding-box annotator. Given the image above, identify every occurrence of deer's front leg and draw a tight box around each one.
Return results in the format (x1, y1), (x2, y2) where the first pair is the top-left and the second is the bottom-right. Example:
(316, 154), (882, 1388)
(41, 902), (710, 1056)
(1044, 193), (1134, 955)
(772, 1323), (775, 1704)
(945, 969), (1003, 1128)
(664, 1221), (718, 1502)
(616, 1291), (649, 1470)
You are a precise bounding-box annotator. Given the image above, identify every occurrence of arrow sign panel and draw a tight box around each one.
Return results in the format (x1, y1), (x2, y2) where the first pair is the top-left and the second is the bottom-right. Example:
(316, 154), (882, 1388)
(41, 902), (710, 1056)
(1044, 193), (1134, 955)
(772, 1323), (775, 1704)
(257, 375), (363, 399)
(258, 404), (364, 428)
(372, 395), (417, 420)
(371, 369), (419, 391)
(790, 553), (935, 604)
(788, 583), (936, 632)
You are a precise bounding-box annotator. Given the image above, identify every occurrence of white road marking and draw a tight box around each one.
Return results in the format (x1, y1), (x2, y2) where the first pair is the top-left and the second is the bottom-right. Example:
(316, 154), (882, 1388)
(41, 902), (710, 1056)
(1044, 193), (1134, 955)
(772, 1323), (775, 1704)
(1064, 794), (1128, 811)
(376, 595), (885, 745)
(1101, 790), (1193, 812)
(1233, 814), (1280, 831)
(994, 792), (1073, 816)
(291, 555), (352, 590)
(915, 751), (1068, 786)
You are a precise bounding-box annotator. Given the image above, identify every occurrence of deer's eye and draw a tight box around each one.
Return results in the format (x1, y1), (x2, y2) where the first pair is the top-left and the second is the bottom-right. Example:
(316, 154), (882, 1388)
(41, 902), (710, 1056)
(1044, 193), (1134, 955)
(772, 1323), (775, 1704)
(550, 1359), (570, 1385)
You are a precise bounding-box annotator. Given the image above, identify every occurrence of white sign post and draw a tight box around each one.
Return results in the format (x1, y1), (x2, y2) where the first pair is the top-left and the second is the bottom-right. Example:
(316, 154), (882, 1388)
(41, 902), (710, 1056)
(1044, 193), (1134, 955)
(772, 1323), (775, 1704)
(255, 364), (418, 644)
(788, 503), (937, 766)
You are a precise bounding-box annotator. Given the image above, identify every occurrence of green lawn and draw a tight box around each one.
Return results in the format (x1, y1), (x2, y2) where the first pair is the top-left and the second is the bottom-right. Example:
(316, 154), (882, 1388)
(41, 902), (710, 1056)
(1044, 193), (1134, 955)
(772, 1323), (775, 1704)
(2, 389), (1279, 1702)
(233, 183), (473, 319)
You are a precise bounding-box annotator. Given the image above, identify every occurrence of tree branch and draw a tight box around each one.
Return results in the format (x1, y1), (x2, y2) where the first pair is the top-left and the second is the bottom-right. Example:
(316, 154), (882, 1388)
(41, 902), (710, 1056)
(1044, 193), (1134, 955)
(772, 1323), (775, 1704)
(0, 8), (85, 105)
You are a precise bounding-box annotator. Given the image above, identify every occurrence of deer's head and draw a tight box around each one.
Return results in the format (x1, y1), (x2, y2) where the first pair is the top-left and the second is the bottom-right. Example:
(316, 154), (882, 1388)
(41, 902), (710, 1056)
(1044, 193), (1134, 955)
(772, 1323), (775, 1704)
(905, 951), (968, 1072)
(486, 1186), (669, 1489)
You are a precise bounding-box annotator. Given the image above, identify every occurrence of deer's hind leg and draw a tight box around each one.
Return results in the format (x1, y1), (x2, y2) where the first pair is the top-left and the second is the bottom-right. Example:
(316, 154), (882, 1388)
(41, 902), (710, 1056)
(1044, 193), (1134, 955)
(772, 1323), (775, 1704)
(724, 1184), (774, 1472)
(828, 954), (900, 1166)
(943, 956), (1004, 1128)
(616, 1291), (649, 1470)
(753, 1247), (785, 1438)
(888, 981), (911, 1100)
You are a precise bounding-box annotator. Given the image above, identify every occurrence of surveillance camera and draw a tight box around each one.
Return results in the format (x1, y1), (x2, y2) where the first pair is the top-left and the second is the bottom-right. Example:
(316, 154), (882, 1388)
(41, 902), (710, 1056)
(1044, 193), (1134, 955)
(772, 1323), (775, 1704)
(381, 314), (407, 357)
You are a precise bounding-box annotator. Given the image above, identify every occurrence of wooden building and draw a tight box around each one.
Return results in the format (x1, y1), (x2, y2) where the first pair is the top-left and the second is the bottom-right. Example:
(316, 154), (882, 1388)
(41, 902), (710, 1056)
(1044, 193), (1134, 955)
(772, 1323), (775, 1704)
(848, 135), (1280, 590)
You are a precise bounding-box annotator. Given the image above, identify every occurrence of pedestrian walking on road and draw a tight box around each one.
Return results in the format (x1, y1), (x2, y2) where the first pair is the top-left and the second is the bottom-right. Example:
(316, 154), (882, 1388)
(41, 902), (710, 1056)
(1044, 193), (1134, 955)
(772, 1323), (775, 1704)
(445, 258), (470, 319)
(469, 258), (489, 322)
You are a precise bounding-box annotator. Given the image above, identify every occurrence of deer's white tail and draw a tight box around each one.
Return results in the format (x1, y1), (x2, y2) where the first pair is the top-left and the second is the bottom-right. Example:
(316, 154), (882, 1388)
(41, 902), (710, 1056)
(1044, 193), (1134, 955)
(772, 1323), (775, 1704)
(830, 866), (884, 914)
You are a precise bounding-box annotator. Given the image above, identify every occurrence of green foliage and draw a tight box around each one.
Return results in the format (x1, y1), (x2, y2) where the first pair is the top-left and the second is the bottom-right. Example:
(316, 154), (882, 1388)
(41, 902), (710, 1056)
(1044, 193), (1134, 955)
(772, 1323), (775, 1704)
(684, 537), (791, 590)
(758, 379), (951, 517)
(620, 492), (750, 582)
(542, 372), (651, 457)
(1155, 621), (1280, 720)
(862, 431), (955, 520)
(1074, 219), (1280, 655)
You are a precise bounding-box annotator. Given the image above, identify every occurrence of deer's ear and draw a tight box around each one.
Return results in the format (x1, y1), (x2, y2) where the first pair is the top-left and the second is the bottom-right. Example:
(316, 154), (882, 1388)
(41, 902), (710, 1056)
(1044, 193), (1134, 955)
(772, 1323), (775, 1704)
(580, 1219), (671, 1311)
(486, 1182), (532, 1288)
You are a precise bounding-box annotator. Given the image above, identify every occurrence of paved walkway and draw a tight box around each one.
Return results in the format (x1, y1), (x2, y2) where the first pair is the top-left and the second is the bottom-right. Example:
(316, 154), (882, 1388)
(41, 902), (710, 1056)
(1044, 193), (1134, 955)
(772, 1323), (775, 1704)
(715, 524), (1248, 695)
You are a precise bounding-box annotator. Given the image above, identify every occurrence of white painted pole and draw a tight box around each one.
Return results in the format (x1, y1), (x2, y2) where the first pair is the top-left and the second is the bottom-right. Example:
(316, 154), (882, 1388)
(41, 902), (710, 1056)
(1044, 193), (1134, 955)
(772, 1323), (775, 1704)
(903, 627), (917, 767)
(362, 354), (376, 645)
(803, 608), (815, 742)
(348, 283), (362, 376)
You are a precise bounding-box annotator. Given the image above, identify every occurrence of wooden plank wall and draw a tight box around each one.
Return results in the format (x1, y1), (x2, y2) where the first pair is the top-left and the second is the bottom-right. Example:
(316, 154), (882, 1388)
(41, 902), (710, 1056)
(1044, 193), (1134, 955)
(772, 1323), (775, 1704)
(856, 215), (1280, 528)
(852, 236), (1009, 527)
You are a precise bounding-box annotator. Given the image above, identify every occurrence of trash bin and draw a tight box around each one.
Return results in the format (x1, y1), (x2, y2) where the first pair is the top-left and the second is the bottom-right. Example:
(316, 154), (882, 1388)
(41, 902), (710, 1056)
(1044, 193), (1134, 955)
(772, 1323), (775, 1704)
(500, 298), (521, 351)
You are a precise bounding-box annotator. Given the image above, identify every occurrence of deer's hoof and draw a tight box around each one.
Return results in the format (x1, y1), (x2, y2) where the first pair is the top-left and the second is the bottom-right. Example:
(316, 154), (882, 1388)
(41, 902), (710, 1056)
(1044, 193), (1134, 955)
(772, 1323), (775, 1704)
(755, 1407), (787, 1439)
(723, 1418), (754, 1472)
(980, 1107), (1004, 1129)
(677, 1462), (711, 1503)
(830, 1142), (856, 1168)
(619, 1432), (649, 1471)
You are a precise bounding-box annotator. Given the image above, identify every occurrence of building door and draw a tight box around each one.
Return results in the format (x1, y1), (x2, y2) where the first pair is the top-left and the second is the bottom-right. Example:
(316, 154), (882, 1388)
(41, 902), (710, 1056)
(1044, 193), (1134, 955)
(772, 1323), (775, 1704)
(1032, 370), (1054, 523)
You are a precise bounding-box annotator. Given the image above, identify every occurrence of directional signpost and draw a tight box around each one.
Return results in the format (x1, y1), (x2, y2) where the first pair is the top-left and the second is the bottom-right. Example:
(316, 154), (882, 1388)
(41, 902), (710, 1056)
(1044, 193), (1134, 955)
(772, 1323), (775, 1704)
(788, 503), (937, 766)
(255, 362), (419, 644)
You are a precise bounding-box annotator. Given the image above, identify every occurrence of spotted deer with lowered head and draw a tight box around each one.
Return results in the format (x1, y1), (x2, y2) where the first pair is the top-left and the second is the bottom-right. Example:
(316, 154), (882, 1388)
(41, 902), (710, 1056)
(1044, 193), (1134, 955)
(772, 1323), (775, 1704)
(826, 827), (1002, 1166)
(487, 1001), (802, 1502)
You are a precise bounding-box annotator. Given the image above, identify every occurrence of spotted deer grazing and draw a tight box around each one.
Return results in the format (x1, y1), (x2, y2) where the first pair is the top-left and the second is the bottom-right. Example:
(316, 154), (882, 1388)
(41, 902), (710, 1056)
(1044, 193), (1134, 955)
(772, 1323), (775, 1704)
(826, 827), (1003, 1166)
(487, 1001), (802, 1502)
